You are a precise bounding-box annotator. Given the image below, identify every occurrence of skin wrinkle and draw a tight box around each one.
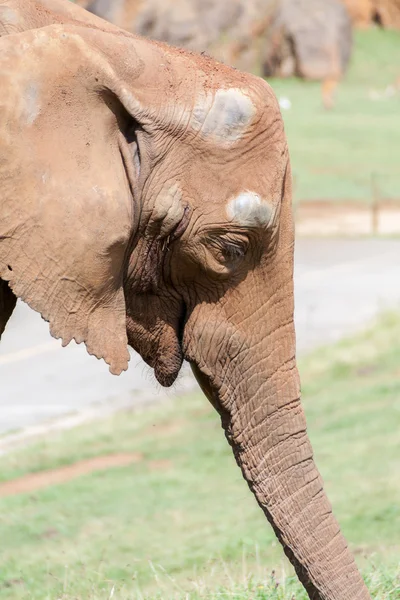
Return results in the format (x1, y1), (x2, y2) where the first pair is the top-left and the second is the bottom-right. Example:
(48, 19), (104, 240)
(230, 328), (294, 382)
(232, 369), (296, 417)
(263, 482), (323, 531)
(253, 431), (312, 479)
(234, 401), (307, 457)
(220, 364), (302, 436)
(239, 330), (295, 367)
(236, 393), (301, 443)
(287, 512), (344, 562)
(255, 464), (322, 517)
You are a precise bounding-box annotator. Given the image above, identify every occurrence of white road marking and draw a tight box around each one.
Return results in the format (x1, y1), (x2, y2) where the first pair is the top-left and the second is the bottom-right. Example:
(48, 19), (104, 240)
(295, 250), (399, 285)
(0, 340), (60, 365)
(0, 250), (399, 366)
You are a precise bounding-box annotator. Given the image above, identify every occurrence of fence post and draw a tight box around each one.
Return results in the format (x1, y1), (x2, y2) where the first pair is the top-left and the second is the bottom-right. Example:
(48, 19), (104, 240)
(371, 173), (380, 235)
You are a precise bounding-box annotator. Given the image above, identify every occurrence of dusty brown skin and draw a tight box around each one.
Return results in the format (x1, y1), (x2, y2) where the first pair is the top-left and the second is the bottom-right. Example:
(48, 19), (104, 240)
(0, 2), (371, 598)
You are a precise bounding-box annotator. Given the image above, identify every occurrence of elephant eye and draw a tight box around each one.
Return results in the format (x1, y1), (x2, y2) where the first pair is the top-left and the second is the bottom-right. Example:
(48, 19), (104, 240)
(223, 240), (247, 260)
(208, 234), (248, 265)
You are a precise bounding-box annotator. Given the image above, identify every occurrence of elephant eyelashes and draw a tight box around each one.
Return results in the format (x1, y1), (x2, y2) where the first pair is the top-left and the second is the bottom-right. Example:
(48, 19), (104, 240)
(223, 241), (247, 261)
(208, 235), (248, 266)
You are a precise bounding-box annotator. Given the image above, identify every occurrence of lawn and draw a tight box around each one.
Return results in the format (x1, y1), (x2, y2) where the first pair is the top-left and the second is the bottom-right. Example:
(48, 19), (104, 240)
(268, 28), (400, 203)
(0, 312), (400, 599)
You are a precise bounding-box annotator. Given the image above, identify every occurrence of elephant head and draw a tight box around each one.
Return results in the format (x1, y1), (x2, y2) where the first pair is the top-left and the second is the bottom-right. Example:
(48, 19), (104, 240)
(0, 2), (370, 598)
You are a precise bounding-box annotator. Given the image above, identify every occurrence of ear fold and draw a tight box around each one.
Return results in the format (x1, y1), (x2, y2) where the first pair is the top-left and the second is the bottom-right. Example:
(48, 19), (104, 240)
(0, 280), (17, 339)
(0, 26), (135, 373)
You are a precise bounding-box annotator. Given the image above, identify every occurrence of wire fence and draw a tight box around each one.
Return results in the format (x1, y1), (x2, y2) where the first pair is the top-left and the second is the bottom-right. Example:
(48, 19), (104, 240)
(292, 172), (400, 236)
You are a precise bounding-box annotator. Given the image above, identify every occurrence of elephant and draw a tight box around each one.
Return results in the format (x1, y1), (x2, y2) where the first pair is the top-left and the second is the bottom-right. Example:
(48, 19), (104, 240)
(0, 1), (371, 598)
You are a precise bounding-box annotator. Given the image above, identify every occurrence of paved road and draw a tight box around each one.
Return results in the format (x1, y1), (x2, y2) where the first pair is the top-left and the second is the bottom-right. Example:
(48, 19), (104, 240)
(1, 239), (400, 434)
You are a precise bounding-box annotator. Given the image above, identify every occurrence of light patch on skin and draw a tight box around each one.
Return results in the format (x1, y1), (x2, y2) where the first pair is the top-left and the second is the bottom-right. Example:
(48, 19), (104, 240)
(23, 82), (40, 126)
(192, 88), (256, 146)
(152, 182), (185, 237)
(227, 192), (272, 227)
(0, 7), (19, 27)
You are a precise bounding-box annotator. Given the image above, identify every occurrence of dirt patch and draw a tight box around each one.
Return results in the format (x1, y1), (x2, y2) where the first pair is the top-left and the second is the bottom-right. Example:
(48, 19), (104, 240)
(147, 459), (173, 471)
(1, 578), (25, 590)
(0, 453), (142, 498)
(295, 200), (400, 236)
(355, 364), (378, 377)
(146, 420), (186, 437)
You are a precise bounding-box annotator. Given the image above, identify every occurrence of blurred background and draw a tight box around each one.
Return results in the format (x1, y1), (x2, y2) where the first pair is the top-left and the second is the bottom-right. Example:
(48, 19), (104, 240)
(75, 0), (400, 232)
(0, 1), (399, 599)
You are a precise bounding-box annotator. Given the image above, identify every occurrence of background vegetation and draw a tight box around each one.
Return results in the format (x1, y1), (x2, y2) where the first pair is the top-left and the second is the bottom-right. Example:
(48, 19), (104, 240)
(1, 19), (399, 600)
(269, 28), (400, 203)
(1, 312), (399, 599)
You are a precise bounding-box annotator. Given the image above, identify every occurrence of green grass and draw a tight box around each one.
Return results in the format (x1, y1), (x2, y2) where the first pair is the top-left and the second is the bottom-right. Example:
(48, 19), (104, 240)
(268, 28), (400, 203)
(0, 312), (400, 598)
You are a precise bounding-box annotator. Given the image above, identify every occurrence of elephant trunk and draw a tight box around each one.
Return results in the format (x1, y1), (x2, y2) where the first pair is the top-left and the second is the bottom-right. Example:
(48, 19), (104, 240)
(185, 166), (370, 599)
(190, 316), (370, 599)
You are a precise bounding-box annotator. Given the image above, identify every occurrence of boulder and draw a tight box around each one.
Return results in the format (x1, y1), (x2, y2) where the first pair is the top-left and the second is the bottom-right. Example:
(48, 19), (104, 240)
(84, 0), (353, 95)
(262, 0), (353, 80)
(73, 0), (92, 8)
(87, 0), (142, 29)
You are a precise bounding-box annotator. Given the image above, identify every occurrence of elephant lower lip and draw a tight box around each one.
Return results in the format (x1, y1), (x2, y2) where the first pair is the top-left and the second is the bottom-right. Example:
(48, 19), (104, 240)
(134, 336), (184, 388)
(153, 355), (182, 387)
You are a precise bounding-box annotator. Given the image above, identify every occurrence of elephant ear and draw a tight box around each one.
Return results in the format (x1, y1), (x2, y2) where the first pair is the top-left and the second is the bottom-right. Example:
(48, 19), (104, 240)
(0, 26), (135, 374)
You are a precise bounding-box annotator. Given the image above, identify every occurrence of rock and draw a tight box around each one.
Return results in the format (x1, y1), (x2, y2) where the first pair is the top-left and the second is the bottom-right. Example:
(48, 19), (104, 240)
(87, 0), (142, 29)
(262, 0), (353, 80)
(73, 0), (92, 8)
(83, 0), (353, 93)
(135, 0), (244, 53)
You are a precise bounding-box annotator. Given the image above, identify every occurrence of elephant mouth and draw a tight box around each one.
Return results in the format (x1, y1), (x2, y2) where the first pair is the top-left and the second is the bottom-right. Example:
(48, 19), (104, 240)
(153, 300), (187, 387)
(126, 296), (187, 388)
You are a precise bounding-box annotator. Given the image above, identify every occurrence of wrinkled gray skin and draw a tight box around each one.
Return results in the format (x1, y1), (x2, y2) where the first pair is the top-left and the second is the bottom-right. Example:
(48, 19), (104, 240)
(0, 1), (370, 599)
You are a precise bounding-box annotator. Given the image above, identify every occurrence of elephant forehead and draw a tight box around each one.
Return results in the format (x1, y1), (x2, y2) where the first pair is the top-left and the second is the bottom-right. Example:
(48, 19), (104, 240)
(192, 88), (256, 145)
(226, 192), (272, 227)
